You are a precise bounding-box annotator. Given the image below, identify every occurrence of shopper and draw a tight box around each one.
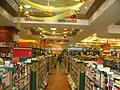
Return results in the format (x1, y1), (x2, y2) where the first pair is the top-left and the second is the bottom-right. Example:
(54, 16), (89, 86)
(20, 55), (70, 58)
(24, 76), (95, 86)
(57, 54), (63, 65)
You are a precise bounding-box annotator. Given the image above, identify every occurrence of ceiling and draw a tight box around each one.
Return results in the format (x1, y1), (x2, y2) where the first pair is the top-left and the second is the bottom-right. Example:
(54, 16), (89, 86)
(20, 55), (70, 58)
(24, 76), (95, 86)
(0, 0), (120, 47)
(0, 0), (106, 19)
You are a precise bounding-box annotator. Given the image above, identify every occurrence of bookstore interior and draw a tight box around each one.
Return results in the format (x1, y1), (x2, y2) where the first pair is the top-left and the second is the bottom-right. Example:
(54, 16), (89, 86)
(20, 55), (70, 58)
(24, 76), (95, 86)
(0, 0), (120, 90)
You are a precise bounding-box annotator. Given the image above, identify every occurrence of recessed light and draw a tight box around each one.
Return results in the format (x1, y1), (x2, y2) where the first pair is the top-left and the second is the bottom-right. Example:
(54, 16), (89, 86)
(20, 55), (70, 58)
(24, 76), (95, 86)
(80, 29), (83, 32)
(49, 6), (54, 8)
(42, 31), (45, 33)
(38, 28), (43, 30)
(76, 43), (80, 44)
(40, 32), (42, 35)
(63, 32), (67, 34)
(13, 4), (15, 6)
(64, 35), (67, 37)
(51, 28), (57, 30)
(24, 5), (31, 8)
(53, 31), (56, 34)
(85, 7), (88, 10)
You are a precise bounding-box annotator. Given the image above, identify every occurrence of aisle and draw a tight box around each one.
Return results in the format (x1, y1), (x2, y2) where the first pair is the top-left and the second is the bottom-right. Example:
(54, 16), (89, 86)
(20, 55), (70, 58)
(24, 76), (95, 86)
(46, 63), (71, 90)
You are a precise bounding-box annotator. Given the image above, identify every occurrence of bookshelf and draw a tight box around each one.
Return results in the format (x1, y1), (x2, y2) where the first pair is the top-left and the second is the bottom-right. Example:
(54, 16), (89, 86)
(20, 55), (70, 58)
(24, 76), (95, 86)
(12, 62), (31, 90)
(64, 57), (85, 90)
(31, 58), (48, 90)
(0, 67), (13, 90)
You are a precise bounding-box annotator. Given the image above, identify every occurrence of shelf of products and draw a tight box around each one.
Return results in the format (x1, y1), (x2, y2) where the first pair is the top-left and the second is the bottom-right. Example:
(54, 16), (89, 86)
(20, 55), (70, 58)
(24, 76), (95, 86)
(46, 55), (56, 74)
(63, 55), (70, 74)
(12, 62), (31, 90)
(63, 56), (85, 90)
(85, 61), (120, 90)
(0, 42), (18, 58)
(0, 68), (12, 90)
(31, 58), (48, 90)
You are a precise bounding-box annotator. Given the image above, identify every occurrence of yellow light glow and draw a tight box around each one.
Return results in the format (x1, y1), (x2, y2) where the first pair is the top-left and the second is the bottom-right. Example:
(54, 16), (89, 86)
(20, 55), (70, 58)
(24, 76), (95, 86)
(24, 4), (31, 8)
(51, 28), (57, 30)
(19, 39), (39, 44)
(53, 31), (56, 34)
(38, 28), (43, 30)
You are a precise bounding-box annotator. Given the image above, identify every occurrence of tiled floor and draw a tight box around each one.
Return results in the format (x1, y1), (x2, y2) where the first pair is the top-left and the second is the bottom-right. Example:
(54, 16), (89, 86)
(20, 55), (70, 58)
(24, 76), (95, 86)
(46, 63), (71, 90)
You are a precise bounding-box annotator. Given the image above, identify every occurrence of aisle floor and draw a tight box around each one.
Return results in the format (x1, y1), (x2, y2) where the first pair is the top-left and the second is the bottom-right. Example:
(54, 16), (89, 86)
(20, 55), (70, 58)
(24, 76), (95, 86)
(46, 63), (71, 90)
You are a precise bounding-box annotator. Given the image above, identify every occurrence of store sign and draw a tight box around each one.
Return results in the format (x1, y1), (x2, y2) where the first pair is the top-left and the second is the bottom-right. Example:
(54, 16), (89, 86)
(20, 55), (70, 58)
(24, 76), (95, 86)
(13, 48), (32, 57)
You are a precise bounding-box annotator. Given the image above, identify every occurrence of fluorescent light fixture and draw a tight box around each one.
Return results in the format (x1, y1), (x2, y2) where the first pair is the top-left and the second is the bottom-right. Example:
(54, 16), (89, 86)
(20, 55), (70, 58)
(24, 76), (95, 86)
(51, 28), (57, 30)
(24, 5), (31, 8)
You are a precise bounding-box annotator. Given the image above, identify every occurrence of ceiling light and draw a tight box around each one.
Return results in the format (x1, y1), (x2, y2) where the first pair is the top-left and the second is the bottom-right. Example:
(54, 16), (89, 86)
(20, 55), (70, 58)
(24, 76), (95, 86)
(13, 4), (15, 7)
(19, 6), (23, 11)
(40, 32), (42, 35)
(63, 32), (67, 34)
(38, 28), (43, 30)
(24, 5), (31, 8)
(42, 31), (45, 33)
(76, 43), (80, 44)
(51, 28), (57, 30)
(80, 29), (83, 32)
(49, 6), (54, 8)
(85, 7), (88, 10)
(53, 31), (56, 34)
(64, 35), (67, 37)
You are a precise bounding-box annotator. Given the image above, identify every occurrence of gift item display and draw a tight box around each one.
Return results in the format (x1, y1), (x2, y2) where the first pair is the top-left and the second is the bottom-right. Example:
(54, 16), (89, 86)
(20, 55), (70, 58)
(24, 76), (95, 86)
(85, 62), (105, 90)
(0, 68), (12, 90)
(85, 60), (120, 90)
(0, 55), (56, 90)
(12, 62), (31, 90)
(0, 42), (18, 58)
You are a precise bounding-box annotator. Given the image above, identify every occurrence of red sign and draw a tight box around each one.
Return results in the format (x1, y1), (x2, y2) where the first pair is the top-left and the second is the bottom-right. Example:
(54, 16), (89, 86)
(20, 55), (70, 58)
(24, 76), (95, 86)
(13, 48), (32, 57)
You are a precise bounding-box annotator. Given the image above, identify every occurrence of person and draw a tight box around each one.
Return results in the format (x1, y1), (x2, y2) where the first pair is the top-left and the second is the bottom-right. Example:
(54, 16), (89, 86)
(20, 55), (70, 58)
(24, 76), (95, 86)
(57, 54), (63, 65)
